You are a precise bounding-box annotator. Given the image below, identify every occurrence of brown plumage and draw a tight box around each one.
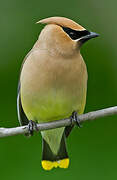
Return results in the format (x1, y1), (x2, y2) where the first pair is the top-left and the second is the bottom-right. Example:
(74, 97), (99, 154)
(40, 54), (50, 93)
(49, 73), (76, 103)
(17, 16), (98, 170)
(37, 16), (85, 30)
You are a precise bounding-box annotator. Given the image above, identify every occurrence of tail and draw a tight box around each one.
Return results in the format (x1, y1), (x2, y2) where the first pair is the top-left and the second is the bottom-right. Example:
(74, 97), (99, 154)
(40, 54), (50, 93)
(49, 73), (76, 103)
(41, 134), (69, 170)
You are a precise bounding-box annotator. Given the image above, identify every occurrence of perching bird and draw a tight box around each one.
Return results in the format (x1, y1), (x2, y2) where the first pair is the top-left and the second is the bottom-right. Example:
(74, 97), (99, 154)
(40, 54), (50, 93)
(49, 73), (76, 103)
(17, 16), (98, 170)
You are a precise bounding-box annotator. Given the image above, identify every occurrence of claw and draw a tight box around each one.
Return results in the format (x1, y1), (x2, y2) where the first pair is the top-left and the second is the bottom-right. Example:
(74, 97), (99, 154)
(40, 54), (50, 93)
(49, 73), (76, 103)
(70, 111), (82, 128)
(28, 120), (38, 136)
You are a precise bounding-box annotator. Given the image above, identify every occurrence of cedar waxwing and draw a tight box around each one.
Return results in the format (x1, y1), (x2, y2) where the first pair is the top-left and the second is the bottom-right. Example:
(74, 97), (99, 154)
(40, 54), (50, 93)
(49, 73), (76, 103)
(17, 17), (99, 170)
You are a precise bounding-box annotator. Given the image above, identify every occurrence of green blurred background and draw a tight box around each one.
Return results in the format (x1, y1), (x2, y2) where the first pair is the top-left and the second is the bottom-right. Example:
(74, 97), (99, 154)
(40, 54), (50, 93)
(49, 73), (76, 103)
(0, 0), (117, 179)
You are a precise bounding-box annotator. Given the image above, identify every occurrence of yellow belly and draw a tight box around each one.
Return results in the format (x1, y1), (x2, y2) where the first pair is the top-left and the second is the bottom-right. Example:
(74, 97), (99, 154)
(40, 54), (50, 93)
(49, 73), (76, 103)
(21, 85), (86, 123)
(20, 50), (87, 123)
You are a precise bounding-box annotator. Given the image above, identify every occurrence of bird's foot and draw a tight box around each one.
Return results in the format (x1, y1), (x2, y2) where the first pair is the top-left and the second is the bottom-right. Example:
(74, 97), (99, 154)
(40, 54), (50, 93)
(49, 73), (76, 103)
(28, 120), (38, 136)
(70, 111), (82, 128)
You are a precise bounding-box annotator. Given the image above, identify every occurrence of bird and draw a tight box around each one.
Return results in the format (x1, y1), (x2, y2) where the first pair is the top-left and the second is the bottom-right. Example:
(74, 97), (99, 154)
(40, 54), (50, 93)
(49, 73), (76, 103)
(17, 16), (99, 170)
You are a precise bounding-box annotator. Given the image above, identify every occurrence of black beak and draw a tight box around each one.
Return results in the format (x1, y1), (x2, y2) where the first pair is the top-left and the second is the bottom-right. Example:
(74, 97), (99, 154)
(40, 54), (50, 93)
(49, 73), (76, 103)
(79, 31), (99, 44)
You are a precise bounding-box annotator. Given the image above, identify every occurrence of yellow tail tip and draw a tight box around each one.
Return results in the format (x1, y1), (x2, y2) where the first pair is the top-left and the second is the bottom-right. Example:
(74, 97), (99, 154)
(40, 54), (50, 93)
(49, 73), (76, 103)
(41, 158), (69, 170)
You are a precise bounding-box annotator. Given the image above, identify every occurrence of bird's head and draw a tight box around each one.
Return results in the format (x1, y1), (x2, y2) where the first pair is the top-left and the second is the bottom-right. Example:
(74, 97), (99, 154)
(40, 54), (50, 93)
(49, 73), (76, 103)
(36, 17), (99, 57)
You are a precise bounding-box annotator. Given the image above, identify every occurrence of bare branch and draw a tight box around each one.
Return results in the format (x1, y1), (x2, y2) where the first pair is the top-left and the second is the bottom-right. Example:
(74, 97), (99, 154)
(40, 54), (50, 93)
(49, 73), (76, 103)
(0, 106), (117, 138)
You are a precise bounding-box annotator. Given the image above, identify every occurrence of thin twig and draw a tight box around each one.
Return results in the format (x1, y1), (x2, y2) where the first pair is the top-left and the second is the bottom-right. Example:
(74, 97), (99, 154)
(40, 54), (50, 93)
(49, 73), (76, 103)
(0, 106), (117, 138)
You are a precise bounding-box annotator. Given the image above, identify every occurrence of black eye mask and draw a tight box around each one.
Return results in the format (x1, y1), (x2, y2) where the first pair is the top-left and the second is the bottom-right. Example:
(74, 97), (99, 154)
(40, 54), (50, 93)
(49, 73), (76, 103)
(62, 27), (90, 40)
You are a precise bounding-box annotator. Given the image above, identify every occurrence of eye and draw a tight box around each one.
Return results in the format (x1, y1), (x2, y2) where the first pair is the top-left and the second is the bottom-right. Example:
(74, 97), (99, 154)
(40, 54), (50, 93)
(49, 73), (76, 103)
(62, 27), (78, 40)
(62, 27), (90, 40)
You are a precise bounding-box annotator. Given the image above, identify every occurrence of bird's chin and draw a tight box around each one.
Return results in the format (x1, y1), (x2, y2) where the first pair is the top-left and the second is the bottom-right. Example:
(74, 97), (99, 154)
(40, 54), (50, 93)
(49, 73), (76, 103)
(79, 37), (91, 44)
